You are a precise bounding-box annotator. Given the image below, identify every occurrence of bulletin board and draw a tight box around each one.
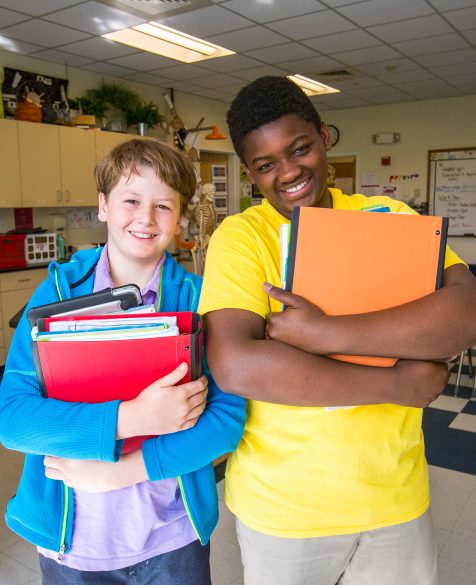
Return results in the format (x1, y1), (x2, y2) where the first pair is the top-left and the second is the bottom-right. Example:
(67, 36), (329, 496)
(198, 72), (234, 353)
(428, 147), (476, 236)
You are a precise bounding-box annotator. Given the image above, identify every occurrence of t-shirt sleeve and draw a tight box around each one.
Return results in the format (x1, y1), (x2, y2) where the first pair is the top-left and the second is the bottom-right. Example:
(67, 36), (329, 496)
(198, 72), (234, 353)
(199, 217), (271, 319)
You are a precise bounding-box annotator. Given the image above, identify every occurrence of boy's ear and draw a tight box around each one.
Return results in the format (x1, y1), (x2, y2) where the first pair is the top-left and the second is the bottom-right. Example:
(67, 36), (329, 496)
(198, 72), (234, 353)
(320, 122), (332, 152)
(98, 193), (107, 222)
(175, 217), (182, 236)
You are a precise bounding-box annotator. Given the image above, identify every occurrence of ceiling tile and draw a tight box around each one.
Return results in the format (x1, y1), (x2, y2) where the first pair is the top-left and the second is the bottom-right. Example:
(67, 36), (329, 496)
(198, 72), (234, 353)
(374, 68), (437, 84)
(462, 28), (476, 44)
(403, 86), (462, 99)
(221, 0), (325, 24)
(367, 92), (414, 104)
(33, 48), (95, 67)
(186, 87), (234, 100)
(230, 65), (289, 81)
(107, 51), (171, 71)
(392, 33), (469, 57)
(444, 6), (476, 31)
(120, 72), (174, 86)
(59, 37), (138, 61)
(430, 0), (476, 11)
(336, 0), (434, 27)
(267, 10), (356, 40)
(0, 0), (80, 16)
(319, 0), (370, 6)
(151, 64), (211, 81)
(414, 48), (476, 68)
(315, 92), (371, 108)
(445, 75), (476, 92)
(279, 55), (344, 74)
(191, 72), (244, 88)
(355, 58), (421, 75)
(244, 43), (317, 64)
(0, 6), (31, 27)
(302, 29), (381, 53)
(158, 5), (253, 37)
(43, 1), (145, 34)
(3, 19), (91, 47)
(329, 76), (384, 90)
(332, 45), (401, 65)
(368, 15), (453, 43)
(0, 36), (43, 54)
(80, 61), (134, 76)
(396, 78), (462, 93)
(428, 61), (476, 78)
(205, 26), (287, 52)
(197, 54), (263, 73)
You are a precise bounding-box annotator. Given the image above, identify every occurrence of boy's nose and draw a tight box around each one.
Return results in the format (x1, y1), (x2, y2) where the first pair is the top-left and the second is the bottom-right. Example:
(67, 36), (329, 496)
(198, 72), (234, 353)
(139, 206), (155, 224)
(279, 158), (301, 184)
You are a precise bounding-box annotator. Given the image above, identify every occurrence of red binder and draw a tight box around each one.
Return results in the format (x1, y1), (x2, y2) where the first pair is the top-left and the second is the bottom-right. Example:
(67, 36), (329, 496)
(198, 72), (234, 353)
(32, 312), (202, 452)
(286, 207), (448, 367)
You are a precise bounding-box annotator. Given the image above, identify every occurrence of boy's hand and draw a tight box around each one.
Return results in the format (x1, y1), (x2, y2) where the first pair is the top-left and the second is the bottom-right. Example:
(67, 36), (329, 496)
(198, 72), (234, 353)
(392, 359), (450, 407)
(264, 282), (326, 353)
(44, 450), (147, 492)
(117, 363), (208, 440)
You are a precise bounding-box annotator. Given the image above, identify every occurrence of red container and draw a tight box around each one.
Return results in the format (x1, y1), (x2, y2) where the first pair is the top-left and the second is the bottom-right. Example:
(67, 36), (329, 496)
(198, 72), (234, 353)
(0, 234), (27, 269)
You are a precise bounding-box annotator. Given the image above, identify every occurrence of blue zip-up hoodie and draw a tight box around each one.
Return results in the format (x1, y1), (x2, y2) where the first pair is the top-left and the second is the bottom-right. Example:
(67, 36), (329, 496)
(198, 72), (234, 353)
(0, 248), (246, 557)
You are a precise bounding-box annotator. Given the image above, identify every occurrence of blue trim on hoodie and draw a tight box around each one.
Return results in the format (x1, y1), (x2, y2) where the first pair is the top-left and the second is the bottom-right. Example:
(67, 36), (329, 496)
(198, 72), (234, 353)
(0, 248), (245, 553)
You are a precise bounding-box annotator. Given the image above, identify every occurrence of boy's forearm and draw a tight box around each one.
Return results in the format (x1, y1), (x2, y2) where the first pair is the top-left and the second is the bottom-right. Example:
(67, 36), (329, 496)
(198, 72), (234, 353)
(209, 336), (447, 408)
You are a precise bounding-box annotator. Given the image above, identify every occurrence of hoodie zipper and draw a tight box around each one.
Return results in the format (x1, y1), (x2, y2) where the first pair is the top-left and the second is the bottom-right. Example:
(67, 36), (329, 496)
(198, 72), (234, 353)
(177, 476), (203, 545)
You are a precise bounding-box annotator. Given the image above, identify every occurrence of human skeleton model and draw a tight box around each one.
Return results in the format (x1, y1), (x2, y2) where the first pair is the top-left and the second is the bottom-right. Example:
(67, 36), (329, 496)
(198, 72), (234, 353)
(188, 183), (216, 275)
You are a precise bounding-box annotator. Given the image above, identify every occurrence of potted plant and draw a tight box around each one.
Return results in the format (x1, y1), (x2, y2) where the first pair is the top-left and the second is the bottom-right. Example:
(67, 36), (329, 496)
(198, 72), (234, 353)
(76, 82), (141, 131)
(126, 100), (163, 135)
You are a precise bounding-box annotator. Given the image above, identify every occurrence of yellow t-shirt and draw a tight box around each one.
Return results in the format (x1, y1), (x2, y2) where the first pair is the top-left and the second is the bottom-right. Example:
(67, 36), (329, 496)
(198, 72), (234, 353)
(199, 189), (463, 538)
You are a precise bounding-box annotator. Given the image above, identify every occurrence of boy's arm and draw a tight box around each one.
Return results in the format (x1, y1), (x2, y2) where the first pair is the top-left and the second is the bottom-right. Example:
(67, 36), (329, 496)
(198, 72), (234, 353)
(265, 263), (476, 361)
(203, 308), (449, 407)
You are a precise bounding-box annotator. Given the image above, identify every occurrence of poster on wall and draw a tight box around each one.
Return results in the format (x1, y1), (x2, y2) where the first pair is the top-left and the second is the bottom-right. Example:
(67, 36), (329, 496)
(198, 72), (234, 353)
(1, 67), (68, 123)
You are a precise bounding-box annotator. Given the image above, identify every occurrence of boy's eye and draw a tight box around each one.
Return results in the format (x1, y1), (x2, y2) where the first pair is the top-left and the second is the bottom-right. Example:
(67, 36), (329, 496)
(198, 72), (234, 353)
(125, 199), (139, 205)
(294, 144), (310, 155)
(257, 161), (274, 173)
(156, 204), (171, 211)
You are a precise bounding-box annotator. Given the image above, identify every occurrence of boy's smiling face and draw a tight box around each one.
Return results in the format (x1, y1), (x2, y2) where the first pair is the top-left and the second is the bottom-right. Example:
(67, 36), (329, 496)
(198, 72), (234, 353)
(242, 113), (333, 219)
(98, 164), (181, 272)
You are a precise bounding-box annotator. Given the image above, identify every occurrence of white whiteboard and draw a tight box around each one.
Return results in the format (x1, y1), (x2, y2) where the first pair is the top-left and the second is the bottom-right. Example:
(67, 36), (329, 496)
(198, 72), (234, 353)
(428, 148), (476, 236)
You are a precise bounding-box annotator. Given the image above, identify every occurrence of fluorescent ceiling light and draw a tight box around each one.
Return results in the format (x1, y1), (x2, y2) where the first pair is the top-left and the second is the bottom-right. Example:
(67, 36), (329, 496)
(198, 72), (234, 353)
(287, 74), (340, 96)
(102, 23), (234, 63)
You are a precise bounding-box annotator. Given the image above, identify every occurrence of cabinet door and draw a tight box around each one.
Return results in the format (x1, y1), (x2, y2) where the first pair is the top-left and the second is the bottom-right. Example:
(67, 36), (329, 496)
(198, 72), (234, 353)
(60, 126), (97, 206)
(19, 122), (62, 207)
(0, 119), (22, 208)
(95, 130), (133, 163)
(0, 268), (47, 358)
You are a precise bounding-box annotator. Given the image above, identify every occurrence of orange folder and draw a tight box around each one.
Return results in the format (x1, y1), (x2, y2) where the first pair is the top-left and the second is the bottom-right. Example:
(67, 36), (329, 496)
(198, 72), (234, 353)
(285, 207), (448, 367)
(32, 312), (202, 452)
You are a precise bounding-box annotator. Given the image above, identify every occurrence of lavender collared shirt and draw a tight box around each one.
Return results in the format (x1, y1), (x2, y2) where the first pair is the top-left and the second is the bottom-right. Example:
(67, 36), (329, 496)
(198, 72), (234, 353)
(38, 246), (197, 570)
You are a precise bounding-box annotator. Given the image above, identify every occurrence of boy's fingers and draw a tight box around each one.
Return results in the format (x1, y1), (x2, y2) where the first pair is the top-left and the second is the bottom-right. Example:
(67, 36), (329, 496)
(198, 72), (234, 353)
(155, 363), (188, 387)
(263, 282), (296, 307)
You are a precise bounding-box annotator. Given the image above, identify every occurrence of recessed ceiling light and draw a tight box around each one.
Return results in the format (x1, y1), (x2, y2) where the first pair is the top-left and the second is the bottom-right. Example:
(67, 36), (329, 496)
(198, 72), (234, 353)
(288, 74), (340, 96)
(102, 23), (234, 63)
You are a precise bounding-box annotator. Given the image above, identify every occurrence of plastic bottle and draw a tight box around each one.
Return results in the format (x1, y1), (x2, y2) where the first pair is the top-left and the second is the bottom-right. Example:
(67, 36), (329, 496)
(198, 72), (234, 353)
(56, 230), (66, 261)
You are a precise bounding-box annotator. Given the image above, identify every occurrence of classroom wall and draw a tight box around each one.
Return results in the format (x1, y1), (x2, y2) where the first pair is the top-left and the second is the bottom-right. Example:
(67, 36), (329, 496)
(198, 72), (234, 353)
(322, 95), (476, 263)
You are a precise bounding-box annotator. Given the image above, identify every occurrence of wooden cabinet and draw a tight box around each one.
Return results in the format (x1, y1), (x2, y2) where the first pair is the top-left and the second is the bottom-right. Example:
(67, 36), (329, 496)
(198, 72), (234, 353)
(6, 121), (143, 209)
(95, 130), (138, 163)
(0, 119), (22, 208)
(18, 123), (98, 207)
(59, 126), (97, 206)
(18, 122), (62, 207)
(0, 268), (47, 364)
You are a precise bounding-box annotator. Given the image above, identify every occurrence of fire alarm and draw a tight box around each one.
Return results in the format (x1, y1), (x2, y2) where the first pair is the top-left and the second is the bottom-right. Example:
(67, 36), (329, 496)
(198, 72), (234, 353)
(381, 156), (391, 166)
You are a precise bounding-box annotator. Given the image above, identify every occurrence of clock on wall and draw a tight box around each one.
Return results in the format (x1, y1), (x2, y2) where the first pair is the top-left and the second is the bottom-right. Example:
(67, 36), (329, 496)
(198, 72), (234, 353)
(327, 124), (340, 147)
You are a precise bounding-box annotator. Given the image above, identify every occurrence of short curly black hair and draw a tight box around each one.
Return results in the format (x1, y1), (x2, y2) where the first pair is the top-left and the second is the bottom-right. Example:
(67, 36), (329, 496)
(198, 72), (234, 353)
(226, 76), (322, 162)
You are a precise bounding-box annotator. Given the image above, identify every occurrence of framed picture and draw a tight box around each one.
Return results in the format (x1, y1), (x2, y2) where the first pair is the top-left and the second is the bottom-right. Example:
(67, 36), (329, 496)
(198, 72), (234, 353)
(212, 164), (227, 179)
(213, 181), (227, 194)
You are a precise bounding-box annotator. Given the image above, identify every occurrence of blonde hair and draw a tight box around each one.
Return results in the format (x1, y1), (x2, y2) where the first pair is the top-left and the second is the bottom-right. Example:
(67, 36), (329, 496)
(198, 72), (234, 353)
(95, 139), (196, 213)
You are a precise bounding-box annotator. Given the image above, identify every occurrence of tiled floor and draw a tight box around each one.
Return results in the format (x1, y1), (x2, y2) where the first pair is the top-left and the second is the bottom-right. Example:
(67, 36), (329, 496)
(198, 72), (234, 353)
(1, 366), (476, 585)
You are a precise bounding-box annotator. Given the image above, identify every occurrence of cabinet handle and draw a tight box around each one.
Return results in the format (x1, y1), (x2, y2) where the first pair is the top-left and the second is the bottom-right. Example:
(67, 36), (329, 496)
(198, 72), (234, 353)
(56, 190), (62, 203)
(17, 278), (31, 283)
(65, 190), (70, 202)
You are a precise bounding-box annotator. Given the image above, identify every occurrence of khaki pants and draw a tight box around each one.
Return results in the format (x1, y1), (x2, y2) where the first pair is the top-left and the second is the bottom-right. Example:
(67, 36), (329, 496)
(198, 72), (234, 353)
(236, 510), (438, 585)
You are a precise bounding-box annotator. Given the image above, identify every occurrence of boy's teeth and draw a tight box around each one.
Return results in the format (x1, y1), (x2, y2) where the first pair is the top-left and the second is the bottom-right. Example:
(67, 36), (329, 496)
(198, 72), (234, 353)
(131, 232), (155, 239)
(285, 180), (308, 193)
